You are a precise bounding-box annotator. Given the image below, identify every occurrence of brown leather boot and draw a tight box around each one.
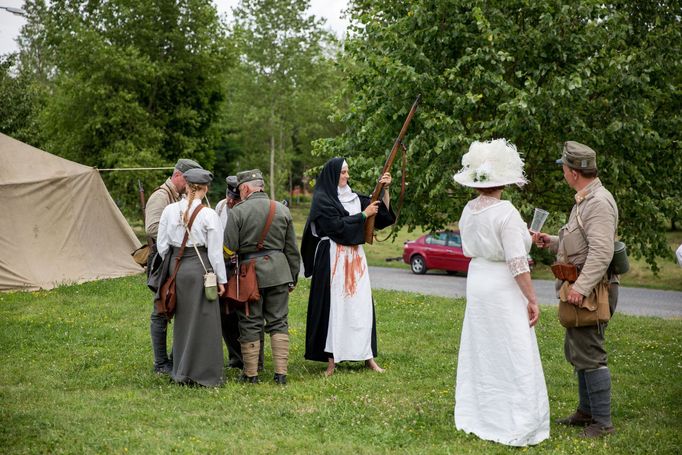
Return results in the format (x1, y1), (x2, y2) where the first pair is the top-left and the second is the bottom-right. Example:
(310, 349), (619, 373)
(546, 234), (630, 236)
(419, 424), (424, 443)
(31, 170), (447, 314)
(556, 408), (594, 427)
(581, 422), (615, 438)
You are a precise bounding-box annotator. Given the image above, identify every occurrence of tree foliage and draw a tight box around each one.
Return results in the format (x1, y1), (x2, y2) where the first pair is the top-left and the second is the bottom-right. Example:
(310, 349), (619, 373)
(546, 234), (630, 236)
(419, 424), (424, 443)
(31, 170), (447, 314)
(17, 0), (230, 214)
(315, 0), (682, 269)
(224, 0), (344, 200)
(0, 54), (46, 144)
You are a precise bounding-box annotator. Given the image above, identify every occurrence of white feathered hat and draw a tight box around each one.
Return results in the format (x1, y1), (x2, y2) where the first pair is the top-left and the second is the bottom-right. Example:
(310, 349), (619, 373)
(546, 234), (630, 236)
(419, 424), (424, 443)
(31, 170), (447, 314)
(453, 139), (527, 188)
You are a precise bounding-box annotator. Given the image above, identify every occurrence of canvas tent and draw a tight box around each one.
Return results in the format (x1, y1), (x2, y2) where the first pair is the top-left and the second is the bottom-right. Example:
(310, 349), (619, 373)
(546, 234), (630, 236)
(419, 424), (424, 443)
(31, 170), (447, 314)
(0, 133), (142, 291)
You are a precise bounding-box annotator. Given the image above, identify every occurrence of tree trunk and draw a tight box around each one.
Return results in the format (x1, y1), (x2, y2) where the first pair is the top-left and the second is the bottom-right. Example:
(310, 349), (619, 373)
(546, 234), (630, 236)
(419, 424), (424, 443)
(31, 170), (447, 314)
(269, 107), (276, 200)
(269, 132), (275, 200)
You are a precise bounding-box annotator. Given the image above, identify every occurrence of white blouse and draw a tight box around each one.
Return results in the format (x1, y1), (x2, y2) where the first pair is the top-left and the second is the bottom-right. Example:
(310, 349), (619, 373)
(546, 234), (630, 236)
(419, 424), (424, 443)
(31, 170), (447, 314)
(460, 196), (531, 277)
(157, 198), (227, 283)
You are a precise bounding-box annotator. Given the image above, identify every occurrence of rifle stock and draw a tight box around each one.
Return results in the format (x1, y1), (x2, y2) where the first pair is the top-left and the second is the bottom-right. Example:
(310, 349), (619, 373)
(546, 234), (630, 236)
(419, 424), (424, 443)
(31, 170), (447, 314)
(138, 179), (146, 219)
(364, 95), (421, 244)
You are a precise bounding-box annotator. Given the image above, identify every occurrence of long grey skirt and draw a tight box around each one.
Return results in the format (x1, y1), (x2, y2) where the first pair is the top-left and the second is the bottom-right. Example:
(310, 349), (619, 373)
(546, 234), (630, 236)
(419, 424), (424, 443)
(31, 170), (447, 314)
(169, 246), (224, 387)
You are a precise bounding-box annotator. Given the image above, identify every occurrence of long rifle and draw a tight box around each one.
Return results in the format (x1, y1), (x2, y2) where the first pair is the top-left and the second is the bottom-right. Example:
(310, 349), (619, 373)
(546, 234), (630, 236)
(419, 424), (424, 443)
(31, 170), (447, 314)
(364, 95), (421, 244)
(138, 179), (146, 222)
(138, 180), (153, 248)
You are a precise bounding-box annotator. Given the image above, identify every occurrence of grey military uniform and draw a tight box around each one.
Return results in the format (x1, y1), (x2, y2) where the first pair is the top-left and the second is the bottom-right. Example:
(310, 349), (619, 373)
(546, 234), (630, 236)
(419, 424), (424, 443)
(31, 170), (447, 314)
(224, 191), (300, 342)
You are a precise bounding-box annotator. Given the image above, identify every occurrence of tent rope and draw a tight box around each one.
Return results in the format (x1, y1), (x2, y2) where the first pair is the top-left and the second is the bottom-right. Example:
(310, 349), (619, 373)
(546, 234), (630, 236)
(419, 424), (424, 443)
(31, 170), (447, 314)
(97, 167), (175, 171)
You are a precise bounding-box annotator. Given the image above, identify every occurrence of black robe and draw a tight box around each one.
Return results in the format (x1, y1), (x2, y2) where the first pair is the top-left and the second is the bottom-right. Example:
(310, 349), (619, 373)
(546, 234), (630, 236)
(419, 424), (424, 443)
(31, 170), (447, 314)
(301, 157), (396, 362)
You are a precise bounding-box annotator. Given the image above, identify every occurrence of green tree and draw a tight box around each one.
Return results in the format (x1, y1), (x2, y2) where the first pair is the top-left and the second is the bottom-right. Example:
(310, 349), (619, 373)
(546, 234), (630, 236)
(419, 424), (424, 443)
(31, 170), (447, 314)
(17, 0), (230, 215)
(315, 0), (681, 269)
(225, 0), (344, 200)
(0, 54), (46, 144)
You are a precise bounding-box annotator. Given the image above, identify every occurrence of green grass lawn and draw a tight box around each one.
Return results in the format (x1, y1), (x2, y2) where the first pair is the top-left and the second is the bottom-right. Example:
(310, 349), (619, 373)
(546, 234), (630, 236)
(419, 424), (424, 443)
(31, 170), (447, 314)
(1, 275), (680, 454)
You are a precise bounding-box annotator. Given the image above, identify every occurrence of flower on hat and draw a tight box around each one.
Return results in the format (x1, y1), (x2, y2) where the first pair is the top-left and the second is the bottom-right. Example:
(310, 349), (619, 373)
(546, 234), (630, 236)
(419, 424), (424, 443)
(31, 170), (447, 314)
(453, 138), (527, 188)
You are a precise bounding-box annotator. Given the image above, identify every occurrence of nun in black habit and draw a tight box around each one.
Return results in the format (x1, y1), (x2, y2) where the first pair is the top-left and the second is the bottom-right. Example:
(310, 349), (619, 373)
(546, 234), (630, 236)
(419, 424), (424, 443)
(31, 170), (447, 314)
(301, 157), (395, 376)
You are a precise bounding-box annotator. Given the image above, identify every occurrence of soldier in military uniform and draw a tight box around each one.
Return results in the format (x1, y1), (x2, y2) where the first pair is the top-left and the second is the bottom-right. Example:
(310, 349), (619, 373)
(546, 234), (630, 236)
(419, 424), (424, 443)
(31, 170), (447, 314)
(224, 169), (300, 384)
(534, 141), (619, 438)
(216, 175), (265, 370)
(145, 158), (202, 374)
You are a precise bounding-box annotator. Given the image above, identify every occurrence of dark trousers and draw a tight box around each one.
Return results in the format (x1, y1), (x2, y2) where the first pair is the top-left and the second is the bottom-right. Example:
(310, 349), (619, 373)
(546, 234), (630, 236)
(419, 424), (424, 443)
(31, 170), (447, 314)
(150, 307), (170, 368)
(564, 283), (619, 370)
(237, 283), (289, 343)
(221, 300), (265, 369)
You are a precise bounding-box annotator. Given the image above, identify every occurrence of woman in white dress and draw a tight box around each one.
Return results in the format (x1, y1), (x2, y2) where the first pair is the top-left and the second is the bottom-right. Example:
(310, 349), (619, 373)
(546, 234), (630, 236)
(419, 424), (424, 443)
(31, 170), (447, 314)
(453, 139), (550, 446)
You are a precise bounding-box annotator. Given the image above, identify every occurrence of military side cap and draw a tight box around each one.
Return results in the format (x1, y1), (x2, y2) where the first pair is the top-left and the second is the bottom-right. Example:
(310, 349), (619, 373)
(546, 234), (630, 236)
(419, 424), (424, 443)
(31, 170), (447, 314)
(225, 175), (239, 198)
(183, 168), (213, 184)
(556, 141), (597, 170)
(237, 169), (264, 186)
(175, 158), (202, 173)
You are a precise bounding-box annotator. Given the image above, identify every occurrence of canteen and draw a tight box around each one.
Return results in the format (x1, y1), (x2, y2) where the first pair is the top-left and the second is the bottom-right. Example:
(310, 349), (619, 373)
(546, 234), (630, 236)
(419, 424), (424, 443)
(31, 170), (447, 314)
(610, 241), (629, 275)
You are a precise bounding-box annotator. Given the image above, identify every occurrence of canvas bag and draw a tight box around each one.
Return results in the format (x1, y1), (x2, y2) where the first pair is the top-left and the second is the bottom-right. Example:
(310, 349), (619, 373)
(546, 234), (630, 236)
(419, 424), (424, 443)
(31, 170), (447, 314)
(131, 244), (150, 267)
(155, 204), (203, 320)
(558, 279), (611, 328)
(225, 201), (276, 314)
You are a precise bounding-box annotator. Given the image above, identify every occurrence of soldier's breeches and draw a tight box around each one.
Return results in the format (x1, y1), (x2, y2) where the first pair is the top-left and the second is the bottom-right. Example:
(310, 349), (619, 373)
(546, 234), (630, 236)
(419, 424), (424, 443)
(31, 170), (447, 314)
(237, 283), (289, 343)
(564, 324), (608, 371)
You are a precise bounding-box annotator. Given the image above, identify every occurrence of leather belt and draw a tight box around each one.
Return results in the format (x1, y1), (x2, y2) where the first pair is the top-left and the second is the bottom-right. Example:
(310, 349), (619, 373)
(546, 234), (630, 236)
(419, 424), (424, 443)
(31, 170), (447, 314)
(241, 249), (281, 260)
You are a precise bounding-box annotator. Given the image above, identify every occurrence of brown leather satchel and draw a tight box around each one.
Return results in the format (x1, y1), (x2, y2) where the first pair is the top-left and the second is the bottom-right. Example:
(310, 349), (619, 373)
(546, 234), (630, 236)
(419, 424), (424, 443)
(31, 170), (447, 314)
(155, 204), (203, 321)
(225, 201), (276, 315)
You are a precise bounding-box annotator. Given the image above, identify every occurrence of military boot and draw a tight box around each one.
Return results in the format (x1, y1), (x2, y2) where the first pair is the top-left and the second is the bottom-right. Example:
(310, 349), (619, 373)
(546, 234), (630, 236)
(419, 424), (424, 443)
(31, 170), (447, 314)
(557, 371), (593, 426)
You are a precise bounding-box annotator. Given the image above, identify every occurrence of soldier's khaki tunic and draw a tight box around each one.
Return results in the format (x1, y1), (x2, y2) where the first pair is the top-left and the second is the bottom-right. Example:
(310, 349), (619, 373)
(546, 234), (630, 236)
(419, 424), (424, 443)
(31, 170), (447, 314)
(145, 179), (180, 239)
(547, 178), (618, 370)
(224, 191), (300, 342)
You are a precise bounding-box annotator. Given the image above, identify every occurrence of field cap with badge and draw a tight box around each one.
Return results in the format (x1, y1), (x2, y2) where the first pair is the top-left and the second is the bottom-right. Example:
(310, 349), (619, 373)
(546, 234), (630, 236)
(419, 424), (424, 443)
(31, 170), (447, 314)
(556, 141), (597, 171)
(237, 169), (264, 187)
(453, 138), (527, 188)
(226, 175), (239, 199)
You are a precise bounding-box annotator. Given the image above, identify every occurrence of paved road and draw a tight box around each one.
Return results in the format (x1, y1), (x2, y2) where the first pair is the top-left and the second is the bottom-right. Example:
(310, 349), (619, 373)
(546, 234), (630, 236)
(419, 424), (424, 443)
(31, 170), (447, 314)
(367, 266), (682, 318)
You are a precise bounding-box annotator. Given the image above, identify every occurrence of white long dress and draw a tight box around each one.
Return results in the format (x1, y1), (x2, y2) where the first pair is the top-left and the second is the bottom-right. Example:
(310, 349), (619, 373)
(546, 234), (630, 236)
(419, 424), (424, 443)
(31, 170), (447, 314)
(324, 185), (374, 362)
(454, 196), (550, 446)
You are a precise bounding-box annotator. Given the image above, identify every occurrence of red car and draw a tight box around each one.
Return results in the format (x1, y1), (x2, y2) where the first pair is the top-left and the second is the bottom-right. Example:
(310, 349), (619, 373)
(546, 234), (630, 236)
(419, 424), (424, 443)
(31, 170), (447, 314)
(402, 230), (534, 275)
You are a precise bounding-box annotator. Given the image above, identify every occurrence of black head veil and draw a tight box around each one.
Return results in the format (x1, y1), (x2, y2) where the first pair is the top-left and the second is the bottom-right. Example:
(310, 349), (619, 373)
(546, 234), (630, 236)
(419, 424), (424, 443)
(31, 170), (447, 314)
(308, 157), (347, 222)
(300, 157), (347, 277)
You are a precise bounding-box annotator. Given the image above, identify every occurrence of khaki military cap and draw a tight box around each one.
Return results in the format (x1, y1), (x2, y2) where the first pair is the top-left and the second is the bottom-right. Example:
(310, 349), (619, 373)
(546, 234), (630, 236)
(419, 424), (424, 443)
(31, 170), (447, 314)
(175, 158), (202, 173)
(556, 141), (597, 170)
(237, 169), (264, 186)
(183, 168), (213, 184)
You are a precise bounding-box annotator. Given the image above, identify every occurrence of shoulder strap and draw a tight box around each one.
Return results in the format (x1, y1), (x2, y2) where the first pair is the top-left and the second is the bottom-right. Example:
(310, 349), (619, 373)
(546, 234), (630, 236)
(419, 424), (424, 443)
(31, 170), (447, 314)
(155, 184), (175, 204)
(168, 204), (204, 280)
(257, 201), (277, 251)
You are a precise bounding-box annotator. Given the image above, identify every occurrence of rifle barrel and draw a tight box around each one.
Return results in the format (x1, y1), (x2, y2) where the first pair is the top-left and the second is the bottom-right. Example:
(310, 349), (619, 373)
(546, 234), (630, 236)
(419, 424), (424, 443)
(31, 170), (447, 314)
(364, 95), (421, 244)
